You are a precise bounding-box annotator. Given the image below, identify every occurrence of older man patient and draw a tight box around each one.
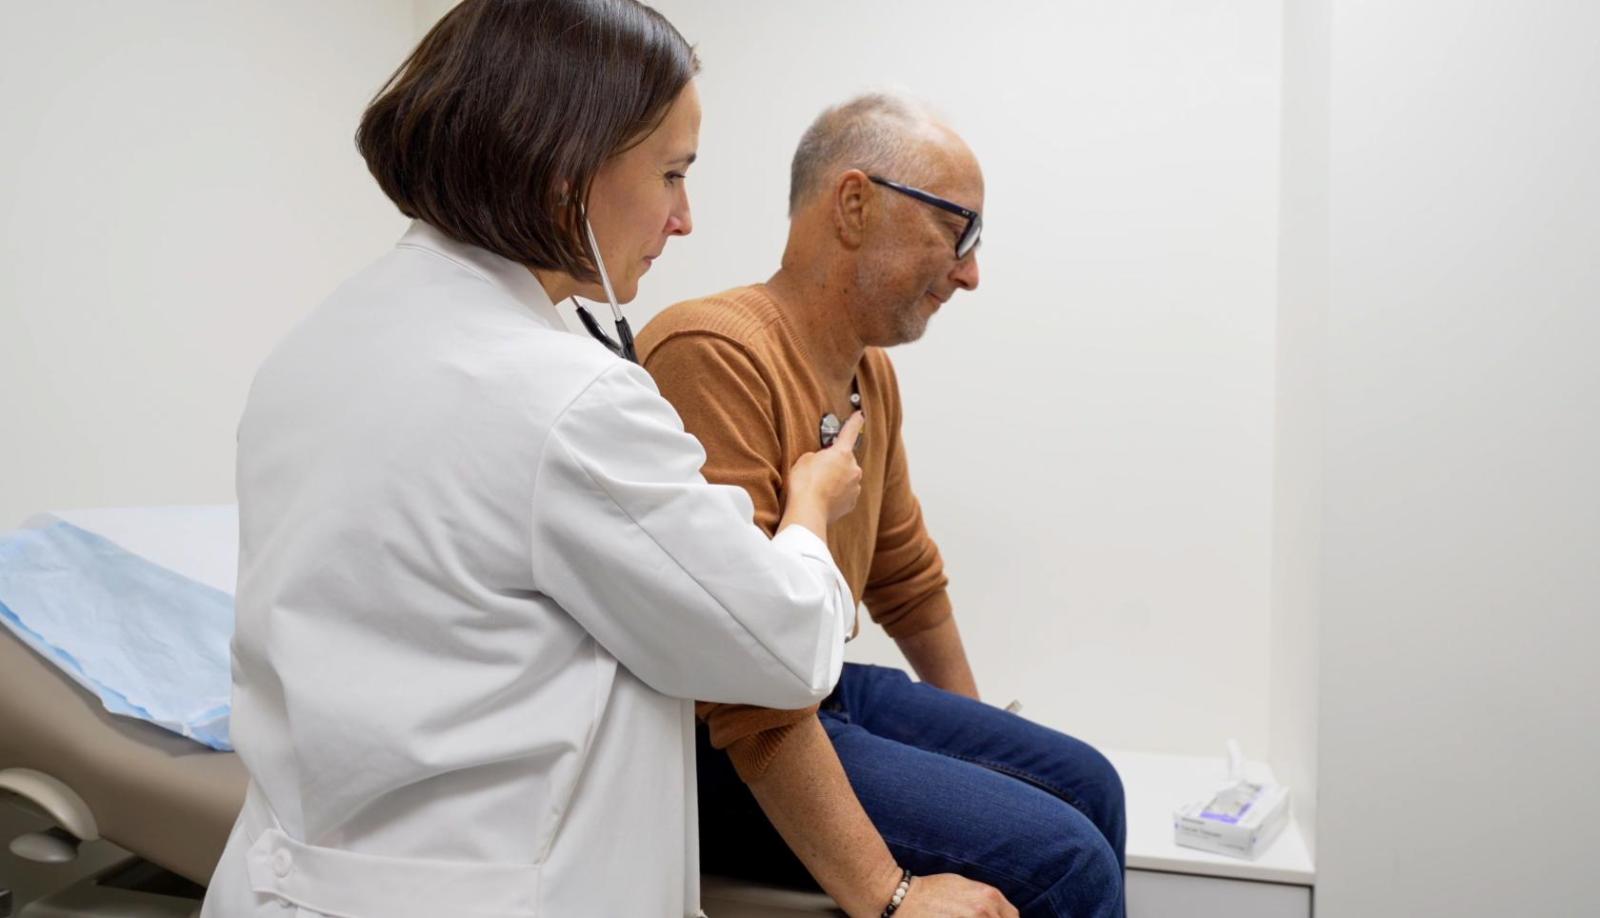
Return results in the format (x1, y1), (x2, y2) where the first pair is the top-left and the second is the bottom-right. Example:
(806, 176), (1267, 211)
(637, 94), (1126, 918)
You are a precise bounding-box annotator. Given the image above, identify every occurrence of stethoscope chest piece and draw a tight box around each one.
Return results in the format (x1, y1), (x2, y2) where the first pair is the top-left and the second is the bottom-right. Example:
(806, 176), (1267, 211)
(819, 379), (864, 450)
(819, 413), (843, 448)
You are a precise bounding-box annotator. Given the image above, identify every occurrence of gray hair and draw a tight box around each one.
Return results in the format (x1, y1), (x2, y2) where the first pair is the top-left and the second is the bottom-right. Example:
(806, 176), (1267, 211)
(788, 92), (940, 216)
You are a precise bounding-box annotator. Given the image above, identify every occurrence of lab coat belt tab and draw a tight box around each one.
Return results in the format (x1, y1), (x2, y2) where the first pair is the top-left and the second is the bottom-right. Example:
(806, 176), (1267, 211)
(240, 785), (542, 917)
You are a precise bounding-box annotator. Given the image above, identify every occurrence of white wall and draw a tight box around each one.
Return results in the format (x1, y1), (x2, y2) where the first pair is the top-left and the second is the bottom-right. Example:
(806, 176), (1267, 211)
(1317, 3), (1600, 914)
(0, 1), (416, 527)
(3, 0), (1289, 762)
(22, 5), (1598, 906)
(642, 0), (1285, 757)
(1268, 0), (1328, 861)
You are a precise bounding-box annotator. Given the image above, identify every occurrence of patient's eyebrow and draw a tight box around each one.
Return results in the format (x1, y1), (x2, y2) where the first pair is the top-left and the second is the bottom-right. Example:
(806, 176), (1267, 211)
(666, 151), (698, 167)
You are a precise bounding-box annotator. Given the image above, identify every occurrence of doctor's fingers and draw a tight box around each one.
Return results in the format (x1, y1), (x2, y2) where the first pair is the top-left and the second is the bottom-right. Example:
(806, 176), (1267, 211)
(819, 424), (865, 520)
(829, 412), (866, 518)
(787, 445), (862, 523)
(829, 410), (866, 453)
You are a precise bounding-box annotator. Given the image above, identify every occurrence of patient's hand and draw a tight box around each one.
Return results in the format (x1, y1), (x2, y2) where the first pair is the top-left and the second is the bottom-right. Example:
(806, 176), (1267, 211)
(895, 873), (1018, 918)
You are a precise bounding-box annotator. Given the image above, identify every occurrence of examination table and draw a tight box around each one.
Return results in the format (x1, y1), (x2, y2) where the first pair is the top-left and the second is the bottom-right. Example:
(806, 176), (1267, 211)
(0, 508), (839, 916)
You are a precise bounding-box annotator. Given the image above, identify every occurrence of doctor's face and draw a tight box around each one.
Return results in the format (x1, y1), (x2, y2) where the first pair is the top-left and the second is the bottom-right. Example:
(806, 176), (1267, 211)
(579, 81), (700, 305)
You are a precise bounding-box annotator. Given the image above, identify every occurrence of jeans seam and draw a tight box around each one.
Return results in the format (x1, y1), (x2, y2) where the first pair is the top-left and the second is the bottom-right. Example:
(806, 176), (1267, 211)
(944, 752), (1094, 819)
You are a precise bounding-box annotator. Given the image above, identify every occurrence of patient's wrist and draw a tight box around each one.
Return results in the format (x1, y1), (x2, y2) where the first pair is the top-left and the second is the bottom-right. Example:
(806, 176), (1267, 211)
(838, 862), (908, 918)
(878, 868), (913, 916)
(851, 870), (915, 918)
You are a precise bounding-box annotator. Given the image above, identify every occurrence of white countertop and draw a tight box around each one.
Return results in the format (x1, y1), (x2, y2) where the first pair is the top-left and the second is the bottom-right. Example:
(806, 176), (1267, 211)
(1104, 748), (1315, 886)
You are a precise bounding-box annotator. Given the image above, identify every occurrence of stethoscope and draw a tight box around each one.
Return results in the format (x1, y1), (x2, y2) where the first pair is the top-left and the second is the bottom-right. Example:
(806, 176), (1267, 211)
(569, 218), (639, 364)
(819, 377), (863, 449)
(571, 220), (859, 451)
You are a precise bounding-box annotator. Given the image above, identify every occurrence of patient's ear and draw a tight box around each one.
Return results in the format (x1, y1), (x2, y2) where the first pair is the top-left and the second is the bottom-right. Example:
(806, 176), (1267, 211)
(833, 169), (871, 250)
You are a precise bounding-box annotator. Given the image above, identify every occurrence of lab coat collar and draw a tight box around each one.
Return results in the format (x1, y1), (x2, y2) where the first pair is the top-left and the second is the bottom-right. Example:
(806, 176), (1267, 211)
(397, 220), (568, 332)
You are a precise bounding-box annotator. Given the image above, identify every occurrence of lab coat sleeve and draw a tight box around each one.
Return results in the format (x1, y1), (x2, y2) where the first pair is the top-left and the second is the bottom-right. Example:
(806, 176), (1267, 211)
(528, 360), (851, 708)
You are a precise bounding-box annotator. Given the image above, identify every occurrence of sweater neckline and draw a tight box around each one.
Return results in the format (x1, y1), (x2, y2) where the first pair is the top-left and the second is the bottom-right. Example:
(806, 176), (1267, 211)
(751, 283), (867, 394)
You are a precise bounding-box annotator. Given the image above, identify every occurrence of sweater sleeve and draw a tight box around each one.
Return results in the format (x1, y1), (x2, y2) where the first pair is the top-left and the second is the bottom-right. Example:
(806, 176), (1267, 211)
(861, 355), (954, 639)
(643, 331), (823, 780)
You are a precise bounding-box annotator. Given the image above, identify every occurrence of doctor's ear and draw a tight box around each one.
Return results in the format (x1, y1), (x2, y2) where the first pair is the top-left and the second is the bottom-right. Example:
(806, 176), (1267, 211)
(558, 176), (593, 209)
(832, 169), (871, 249)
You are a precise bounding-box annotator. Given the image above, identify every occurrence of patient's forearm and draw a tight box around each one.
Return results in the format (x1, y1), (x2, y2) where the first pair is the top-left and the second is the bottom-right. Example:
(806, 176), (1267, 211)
(744, 717), (903, 918)
(895, 616), (979, 699)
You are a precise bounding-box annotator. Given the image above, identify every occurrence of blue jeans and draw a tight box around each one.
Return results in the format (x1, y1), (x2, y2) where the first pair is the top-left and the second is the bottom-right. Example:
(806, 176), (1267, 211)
(697, 663), (1126, 917)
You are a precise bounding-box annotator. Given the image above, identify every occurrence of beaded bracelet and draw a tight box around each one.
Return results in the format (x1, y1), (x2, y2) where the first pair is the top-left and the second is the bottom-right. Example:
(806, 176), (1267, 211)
(880, 869), (913, 917)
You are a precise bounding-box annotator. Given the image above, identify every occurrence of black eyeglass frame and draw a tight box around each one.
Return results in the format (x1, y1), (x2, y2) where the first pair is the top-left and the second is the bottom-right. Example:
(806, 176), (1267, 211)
(868, 175), (982, 259)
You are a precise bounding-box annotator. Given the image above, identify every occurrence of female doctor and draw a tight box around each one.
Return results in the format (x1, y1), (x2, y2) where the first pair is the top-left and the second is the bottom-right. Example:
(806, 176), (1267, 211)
(201, 2), (863, 916)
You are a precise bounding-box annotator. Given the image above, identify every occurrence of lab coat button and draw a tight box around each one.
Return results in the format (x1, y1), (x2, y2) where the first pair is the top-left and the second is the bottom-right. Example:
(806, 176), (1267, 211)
(272, 848), (293, 877)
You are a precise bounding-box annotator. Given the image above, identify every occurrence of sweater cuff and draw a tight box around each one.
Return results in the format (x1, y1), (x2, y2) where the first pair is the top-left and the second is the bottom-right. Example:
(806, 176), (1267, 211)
(724, 715), (814, 783)
(879, 589), (954, 640)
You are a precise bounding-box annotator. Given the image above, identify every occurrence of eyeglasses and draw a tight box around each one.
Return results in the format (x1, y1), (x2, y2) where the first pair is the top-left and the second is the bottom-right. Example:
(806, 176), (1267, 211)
(868, 175), (982, 259)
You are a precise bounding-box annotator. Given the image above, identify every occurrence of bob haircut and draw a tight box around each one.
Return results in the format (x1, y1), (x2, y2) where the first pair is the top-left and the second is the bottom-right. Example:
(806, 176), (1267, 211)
(357, 0), (698, 282)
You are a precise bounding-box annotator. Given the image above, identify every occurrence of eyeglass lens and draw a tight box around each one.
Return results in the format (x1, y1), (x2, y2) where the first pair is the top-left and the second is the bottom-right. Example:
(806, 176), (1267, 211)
(958, 215), (982, 259)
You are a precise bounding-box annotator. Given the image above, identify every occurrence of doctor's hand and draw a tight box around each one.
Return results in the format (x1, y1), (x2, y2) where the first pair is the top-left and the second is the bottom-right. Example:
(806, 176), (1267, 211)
(894, 873), (1018, 918)
(779, 411), (865, 539)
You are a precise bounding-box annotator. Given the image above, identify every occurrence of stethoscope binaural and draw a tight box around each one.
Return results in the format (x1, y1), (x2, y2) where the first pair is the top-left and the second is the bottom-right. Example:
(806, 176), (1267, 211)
(570, 218), (638, 364)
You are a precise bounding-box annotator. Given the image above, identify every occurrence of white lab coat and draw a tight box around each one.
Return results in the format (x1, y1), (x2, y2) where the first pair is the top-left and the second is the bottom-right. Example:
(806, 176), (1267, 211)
(200, 222), (852, 918)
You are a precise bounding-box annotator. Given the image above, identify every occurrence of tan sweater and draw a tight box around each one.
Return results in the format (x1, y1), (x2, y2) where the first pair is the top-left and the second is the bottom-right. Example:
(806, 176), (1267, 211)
(637, 284), (952, 781)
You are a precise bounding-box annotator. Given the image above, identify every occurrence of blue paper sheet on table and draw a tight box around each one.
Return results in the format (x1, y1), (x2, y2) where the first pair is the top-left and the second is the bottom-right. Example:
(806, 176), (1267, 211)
(0, 519), (234, 750)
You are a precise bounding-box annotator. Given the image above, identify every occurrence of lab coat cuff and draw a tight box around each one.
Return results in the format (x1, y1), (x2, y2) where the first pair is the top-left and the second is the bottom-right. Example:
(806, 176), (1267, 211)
(771, 526), (851, 610)
(771, 524), (853, 681)
(770, 523), (831, 562)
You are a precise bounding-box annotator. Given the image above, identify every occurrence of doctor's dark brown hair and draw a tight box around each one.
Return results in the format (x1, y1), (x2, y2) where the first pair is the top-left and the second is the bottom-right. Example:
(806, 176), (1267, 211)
(357, 0), (698, 282)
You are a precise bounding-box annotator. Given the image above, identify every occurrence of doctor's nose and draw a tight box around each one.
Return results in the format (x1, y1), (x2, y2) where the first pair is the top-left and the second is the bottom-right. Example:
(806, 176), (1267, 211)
(666, 201), (693, 237)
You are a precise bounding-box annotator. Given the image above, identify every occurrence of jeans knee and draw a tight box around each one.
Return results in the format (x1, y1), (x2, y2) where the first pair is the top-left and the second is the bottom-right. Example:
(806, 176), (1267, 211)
(1033, 832), (1122, 918)
(1064, 743), (1125, 841)
(1083, 741), (1122, 795)
(1095, 748), (1126, 821)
